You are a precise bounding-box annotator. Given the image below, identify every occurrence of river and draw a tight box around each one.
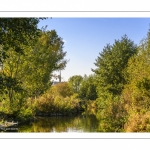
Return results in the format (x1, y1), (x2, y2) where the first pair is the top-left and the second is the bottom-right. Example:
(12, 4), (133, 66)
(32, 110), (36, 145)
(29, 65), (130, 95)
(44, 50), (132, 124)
(18, 113), (99, 132)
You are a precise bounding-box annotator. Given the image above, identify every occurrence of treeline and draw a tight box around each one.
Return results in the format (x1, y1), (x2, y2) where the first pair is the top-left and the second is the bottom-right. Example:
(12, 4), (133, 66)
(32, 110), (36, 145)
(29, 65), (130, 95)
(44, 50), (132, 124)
(66, 30), (150, 132)
(33, 74), (97, 116)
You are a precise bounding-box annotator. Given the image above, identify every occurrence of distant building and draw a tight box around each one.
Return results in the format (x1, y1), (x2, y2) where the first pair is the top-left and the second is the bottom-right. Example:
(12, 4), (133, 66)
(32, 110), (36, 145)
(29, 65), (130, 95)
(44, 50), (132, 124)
(52, 70), (62, 86)
(52, 81), (67, 86)
(52, 81), (60, 86)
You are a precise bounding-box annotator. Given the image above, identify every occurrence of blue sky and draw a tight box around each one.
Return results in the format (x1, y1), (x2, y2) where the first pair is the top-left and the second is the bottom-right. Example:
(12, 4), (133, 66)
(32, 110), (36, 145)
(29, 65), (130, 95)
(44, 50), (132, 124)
(38, 18), (150, 81)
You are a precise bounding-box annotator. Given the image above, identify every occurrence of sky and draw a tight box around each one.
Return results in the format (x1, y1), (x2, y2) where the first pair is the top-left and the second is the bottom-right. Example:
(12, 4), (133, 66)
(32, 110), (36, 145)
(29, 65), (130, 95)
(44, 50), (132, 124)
(38, 18), (150, 81)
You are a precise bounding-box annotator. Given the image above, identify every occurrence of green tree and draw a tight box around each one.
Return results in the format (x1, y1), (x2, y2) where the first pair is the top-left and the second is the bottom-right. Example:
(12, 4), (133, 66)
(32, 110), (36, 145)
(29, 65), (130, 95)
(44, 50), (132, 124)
(93, 35), (137, 97)
(0, 18), (45, 96)
(21, 30), (67, 98)
(92, 35), (137, 131)
(68, 75), (83, 94)
(0, 29), (68, 114)
(0, 18), (44, 55)
(79, 74), (97, 100)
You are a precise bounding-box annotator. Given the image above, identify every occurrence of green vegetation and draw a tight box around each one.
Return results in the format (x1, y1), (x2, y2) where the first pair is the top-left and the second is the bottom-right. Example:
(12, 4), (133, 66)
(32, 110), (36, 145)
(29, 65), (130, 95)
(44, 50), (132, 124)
(0, 18), (68, 122)
(1, 18), (150, 132)
(35, 88), (81, 115)
(68, 75), (83, 94)
(52, 82), (73, 98)
(92, 35), (137, 131)
(91, 31), (150, 132)
(79, 74), (97, 100)
(122, 33), (150, 132)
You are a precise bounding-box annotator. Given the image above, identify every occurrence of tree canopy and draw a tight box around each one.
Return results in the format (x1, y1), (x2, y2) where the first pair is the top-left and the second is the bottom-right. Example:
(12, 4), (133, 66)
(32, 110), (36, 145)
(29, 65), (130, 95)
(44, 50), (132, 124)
(68, 75), (83, 94)
(92, 35), (137, 131)
(0, 18), (45, 95)
(93, 35), (137, 97)
(79, 74), (97, 100)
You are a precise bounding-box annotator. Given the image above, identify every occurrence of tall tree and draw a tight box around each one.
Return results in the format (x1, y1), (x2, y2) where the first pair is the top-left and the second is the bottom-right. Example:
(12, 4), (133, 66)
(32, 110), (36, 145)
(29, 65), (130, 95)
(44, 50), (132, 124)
(92, 35), (137, 131)
(1, 29), (68, 110)
(93, 35), (137, 97)
(0, 18), (45, 95)
(23, 30), (67, 98)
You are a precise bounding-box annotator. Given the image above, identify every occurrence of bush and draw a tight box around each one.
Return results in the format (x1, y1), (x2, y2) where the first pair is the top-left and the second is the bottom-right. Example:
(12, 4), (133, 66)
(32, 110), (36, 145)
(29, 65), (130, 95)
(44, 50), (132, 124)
(51, 82), (73, 97)
(34, 88), (81, 115)
(17, 107), (33, 121)
(124, 111), (150, 132)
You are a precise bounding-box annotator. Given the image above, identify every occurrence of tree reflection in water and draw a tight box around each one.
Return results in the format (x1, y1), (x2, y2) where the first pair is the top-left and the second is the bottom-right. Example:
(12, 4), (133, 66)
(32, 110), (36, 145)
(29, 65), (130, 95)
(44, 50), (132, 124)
(18, 113), (99, 132)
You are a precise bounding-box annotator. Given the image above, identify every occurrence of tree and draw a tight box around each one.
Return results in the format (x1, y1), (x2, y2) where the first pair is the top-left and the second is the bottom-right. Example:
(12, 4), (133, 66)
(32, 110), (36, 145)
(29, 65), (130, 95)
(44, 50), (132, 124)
(92, 35), (137, 131)
(68, 75), (83, 94)
(21, 30), (67, 98)
(0, 18), (45, 65)
(93, 35), (137, 96)
(0, 18), (44, 55)
(0, 18), (45, 96)
(79, 74), (97, 100)
(1, 29), (68, 111)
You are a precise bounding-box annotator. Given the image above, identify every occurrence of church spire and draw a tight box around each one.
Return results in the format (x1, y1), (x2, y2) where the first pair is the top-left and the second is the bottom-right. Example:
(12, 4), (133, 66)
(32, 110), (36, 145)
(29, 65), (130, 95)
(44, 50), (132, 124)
(59, 70), (61, 82)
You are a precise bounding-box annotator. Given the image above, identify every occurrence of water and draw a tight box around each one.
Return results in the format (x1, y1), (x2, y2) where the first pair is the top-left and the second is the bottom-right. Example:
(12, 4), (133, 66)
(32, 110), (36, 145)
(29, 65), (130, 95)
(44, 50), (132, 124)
(18, 113), (100, 132)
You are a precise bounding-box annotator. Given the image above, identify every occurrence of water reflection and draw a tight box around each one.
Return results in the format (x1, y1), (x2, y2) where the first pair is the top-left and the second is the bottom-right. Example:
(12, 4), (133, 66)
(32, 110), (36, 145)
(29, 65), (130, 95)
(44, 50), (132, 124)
(18, 113), (99, 132)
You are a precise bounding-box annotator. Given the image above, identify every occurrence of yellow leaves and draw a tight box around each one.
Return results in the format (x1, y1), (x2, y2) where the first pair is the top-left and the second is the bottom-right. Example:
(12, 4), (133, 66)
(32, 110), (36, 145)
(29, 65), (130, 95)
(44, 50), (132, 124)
(124, 111), (150, 132)
(39, 34), (47, 44)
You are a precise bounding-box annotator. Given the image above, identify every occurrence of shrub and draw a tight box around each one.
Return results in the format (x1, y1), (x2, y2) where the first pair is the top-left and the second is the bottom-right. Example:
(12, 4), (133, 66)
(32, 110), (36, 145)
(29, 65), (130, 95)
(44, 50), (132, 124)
(34, 88), (81, 115)
(124, 111), (150, 132)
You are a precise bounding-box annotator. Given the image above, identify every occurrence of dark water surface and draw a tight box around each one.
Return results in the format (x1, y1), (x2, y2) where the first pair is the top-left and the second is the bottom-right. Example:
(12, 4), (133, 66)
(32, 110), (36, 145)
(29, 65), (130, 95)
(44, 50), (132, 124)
(18, 113), (100, 132)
